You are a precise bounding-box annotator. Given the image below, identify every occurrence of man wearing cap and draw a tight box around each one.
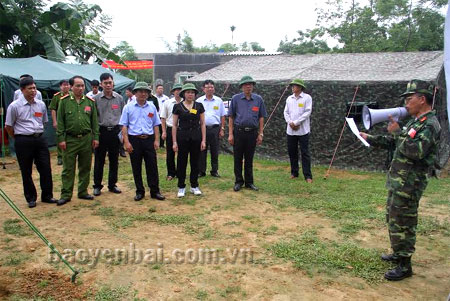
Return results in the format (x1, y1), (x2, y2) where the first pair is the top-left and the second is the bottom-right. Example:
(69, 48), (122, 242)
(92, 73), (125, 196)
(56, 76), (99, 206)
(228, 75), (267, 192)
(5, 77), (58, 208)
(119, 82), (165, 201)
(49, 79), (70, 165)
(197, 80), (226, 178)
(360, 79), (441, 281)
(160, 83), (183, 180)
(283, 78), (313, 182)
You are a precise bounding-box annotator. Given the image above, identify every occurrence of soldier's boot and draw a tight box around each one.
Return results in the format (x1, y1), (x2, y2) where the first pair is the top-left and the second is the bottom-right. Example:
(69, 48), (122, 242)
(381, 253), (399, 263)
(384, 256), (413, 281)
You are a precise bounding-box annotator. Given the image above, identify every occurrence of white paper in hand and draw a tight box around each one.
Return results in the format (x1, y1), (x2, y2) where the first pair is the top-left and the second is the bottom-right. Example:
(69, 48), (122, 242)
(345, 117), (370, 147)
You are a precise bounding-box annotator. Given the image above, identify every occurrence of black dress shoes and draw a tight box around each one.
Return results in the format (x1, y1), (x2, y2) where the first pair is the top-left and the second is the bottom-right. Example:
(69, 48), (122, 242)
(78, 194), (94, 200)
(198, 172), (206, 177)
(151, 193), (165, 201)
(93, 188), (101, 196)
(210, 172), (221, 177)
(233, 183), (242, 192)
(245, 184), (259, 191)
(134, 194), (144, 201)
(42, 198), (58, 204)
(28, 201), (37, 208)
(57, 199), (70, 206)
(108, 187), (122, 194)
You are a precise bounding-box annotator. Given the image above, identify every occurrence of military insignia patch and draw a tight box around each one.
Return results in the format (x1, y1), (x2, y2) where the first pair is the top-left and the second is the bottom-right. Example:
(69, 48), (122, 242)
(408, 128), (417, 138)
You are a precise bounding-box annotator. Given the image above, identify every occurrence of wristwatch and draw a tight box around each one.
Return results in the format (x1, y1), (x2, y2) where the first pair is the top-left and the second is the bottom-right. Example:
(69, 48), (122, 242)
(259, 133), (264, 137)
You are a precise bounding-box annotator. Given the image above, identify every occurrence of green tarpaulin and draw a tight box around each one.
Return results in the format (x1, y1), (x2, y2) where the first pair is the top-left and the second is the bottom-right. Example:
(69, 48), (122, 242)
(0, 56), (135, 150)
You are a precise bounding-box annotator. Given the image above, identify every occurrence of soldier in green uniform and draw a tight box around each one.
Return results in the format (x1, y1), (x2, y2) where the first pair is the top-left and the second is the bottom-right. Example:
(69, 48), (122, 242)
(360, 79), (441, 281)
(49, 79), (70, 165)
(56, 76), (99, 206)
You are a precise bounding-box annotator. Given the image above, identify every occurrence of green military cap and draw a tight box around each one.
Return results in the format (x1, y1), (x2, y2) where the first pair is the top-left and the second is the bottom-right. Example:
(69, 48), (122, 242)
(171, 83), (183, 92)
(400, 79), (434, 97)
(133, 82), (151, 92)
(289, 78), (306, 89)
(239, 75), (256, 87)
(180, 83), (199, 98)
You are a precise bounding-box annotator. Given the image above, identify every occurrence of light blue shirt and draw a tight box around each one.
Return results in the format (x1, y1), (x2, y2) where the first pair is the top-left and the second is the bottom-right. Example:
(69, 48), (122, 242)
(5, 95), (48, 135)
(119, 100), (161, 136)
(196, 95), (225, 126)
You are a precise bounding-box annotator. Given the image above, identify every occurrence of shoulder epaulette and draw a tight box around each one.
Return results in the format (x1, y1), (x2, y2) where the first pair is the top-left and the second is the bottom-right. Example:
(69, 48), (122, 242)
(54, 92), (61, 96)
(86, 96), (95, 102)
(60, 94), (70, 100)
(420, 116), (427, 123)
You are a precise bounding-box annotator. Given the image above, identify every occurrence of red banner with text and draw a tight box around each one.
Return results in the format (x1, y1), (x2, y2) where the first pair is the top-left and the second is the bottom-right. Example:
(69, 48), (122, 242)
(102, 60), (153, 70)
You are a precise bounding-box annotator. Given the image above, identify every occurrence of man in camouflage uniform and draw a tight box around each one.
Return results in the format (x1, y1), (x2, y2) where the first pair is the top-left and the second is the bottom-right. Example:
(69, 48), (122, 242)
(56, 76), (99, 205)
(360, 79), (441, 281)
(49, 79), (70, 165)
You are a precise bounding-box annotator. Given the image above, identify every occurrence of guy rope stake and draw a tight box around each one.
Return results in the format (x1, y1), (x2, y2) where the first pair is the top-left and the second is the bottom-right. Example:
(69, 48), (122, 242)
(324, 85), (360, 179)
(0, 189), (79, 282)
(263, 85), (290, 130)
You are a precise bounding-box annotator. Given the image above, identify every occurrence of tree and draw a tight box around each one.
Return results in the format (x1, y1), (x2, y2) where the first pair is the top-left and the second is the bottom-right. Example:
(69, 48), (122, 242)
(313, 0), (445, 53)
(112, 41), (153, 83)
(278, 29), (330, 54)
(230, 25), (236, 44)
(0, 0), (122, 64)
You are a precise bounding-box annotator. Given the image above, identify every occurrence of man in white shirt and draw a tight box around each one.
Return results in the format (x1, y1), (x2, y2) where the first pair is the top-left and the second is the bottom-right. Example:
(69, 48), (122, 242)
(125, 87), (136, 104)
(196, 80), (226, 177)
(160, 83), (182, 180)
(155, 84), (169, 148)
(86, 80), (100, 98)
(13, 74), (42, 101)
(283, 78), (313, 183)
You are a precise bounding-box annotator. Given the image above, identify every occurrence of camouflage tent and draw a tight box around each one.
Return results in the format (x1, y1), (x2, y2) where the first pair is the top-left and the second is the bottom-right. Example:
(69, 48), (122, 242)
(189, 51), (449, 171)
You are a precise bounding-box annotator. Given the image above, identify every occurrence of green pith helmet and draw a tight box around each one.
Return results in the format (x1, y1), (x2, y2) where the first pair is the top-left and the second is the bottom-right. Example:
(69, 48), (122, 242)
(400, 79), (434, 97)
(171, 83), (183, 92)
(179, 83), (199, 98)
(239, 75), (256, 87)
(133, 82), (151, 92)
(289, 78), (306, 89)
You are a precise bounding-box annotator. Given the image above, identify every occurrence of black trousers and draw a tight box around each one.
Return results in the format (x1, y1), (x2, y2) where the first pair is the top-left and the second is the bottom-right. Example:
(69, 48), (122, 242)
(14, 135), (53, 203)
(94, 126), (120, 189)
(129, 135), (160, 196)
(165, 126), (176, 177)
(199, 126), (220, 174)
(177, 134), (201, 189)
(159, 124), (164, 148)
(233, 129), (257, 185)
(287, 133), (312, 179)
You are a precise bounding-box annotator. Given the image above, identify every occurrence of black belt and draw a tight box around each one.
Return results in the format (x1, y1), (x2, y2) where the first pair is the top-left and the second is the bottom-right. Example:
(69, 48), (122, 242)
(15, 133), (43, 138)
(100, 125), (120, 131)
(67, 132), (90, 138)
(129, 134), (154, 139)
(206, 124), (220, 129)
(236, 126), (257, 132)
(178, 127), (200, 131)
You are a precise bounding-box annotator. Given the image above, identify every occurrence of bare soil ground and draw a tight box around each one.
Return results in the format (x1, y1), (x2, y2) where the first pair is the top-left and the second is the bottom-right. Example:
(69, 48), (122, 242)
(0, 152), (449, 300)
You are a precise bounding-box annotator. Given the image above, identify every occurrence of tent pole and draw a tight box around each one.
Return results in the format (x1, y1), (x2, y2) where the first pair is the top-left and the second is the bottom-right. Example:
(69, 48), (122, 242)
(0, 79), (5, 169)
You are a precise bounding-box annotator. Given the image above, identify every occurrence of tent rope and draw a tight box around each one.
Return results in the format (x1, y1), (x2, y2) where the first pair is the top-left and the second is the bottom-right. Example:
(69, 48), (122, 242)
(431, 85), (438, 110)
(0, 79), (5, 168)
(324, 85), (360, 179)
(221, 83), (230, 99)
(263, 85), (290, 131)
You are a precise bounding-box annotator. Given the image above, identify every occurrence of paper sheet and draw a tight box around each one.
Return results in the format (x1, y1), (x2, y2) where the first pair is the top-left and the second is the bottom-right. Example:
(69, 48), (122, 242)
(345, 117), (370, 147)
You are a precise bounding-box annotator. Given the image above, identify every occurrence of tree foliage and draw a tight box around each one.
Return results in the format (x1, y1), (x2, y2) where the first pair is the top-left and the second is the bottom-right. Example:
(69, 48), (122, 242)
(278, 0), (446, 54)
(0, 0), (122, 63)
(112, 41), (153, 83)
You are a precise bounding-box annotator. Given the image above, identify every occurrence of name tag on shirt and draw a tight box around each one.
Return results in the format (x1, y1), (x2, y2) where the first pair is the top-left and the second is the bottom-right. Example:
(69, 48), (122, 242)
(148, 112), (154, 118)
(190, 109), (197, 114)
(34, 112), (43, 117)
(84, 106), (91, 112)
(213, 106), (219, 110)
(298, 103), (304, 108)
(408, 128), (417, 138)
(112, 104), (119, 110)
(252, 106), (259, 112)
